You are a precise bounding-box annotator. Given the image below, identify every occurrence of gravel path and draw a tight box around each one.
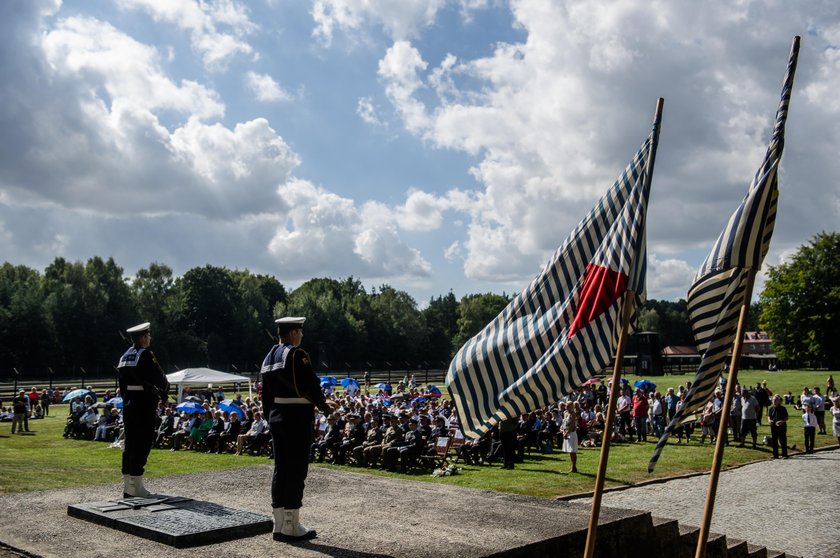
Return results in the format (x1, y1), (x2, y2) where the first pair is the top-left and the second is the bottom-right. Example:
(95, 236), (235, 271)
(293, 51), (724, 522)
(574, 447), (840, 558)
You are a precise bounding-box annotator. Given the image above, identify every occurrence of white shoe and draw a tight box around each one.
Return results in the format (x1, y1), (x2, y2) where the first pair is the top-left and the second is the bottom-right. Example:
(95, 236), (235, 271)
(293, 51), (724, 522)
(125, 475), (151, 498)
(272, 508), (285, 537)
(122, 475), (130, 497)
(275, 508), (316, 541)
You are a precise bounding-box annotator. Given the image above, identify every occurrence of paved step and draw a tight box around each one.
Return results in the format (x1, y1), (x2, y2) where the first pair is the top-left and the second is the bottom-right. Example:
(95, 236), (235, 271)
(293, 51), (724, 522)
(725, 537), (749, 558)
(651, 516), (680, 558)
(747, 543), (768, 558)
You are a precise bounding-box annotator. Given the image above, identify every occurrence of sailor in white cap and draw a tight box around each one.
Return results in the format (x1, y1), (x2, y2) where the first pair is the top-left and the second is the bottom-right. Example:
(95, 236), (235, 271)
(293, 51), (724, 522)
(117, 322), (170, 497)
(261, 316), (332, 542)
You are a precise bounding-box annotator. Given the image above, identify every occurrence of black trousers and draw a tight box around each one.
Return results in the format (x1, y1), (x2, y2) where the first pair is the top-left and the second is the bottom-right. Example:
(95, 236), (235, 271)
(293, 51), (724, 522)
(270, 406), (314, 510)
(500, 429), (517, 468)
(770, 424), (787, 458)
(804, 426), (816, 453)
(122, 403), (157, 475)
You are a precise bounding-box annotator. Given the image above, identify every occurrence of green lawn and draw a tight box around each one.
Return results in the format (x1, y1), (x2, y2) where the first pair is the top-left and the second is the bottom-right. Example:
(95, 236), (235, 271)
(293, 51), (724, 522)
(1, 369), (836, 498)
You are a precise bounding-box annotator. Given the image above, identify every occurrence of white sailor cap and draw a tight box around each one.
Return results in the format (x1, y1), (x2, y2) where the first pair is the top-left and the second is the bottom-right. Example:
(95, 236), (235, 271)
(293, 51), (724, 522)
(275, 317), (306, 326)
(275, 316), (305, 332)
(126, 322), (151, 335)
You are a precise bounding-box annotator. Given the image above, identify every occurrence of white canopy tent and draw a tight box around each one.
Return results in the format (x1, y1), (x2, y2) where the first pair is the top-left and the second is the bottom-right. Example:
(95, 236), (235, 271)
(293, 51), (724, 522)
(166, 368), (252, 403)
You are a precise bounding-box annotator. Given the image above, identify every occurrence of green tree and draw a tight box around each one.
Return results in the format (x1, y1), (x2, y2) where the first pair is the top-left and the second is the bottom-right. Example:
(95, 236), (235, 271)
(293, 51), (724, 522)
(367, 285), (425, 365)
(422, 292), (459, 365)
(759, 232), (840, 368)
(0, 264), (51, 370)
(453, 293), (510, 349)
(173, 265), (245, 368)
(279, 277), (368, 370)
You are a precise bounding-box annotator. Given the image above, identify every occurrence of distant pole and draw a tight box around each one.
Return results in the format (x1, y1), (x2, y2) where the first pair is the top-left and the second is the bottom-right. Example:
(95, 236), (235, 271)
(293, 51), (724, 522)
(583, 292), (635, 558)
(13, 367), (20, 392)
(48, 367), (54, 390)
(695, 270), (755, 558)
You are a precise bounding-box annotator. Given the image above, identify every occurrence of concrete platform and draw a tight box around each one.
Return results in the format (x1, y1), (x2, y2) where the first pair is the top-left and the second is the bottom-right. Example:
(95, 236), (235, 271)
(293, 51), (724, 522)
(67, 495), (272, 547)
(0, 464), (644, 558)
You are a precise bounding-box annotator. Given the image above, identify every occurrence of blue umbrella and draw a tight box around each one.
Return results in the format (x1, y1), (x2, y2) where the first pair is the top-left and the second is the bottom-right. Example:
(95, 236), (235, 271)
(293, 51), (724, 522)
(176, 401), (203, 413)
(340, 378), (359, 388)
(375, 383), (392, 391)
(320, 376), (337, 386)
(218, 399), (245, 417)
(320, 379), (334, 388)
(414, 396), (427, 405)
(109, 397), (123, 409)
(62, 388), (91, 402)
(634, 379), (657, 391)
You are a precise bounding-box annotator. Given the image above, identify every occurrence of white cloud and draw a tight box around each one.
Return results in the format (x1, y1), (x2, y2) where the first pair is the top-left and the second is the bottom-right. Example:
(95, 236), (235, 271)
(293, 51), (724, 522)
(378, 41), (430, 133)
(372, 0), (840, 301)
(0, 15), (298, 219)
(246, 71), (293, 102)
(267, 180), (431, 278)
(356, 96), (386, 127)
(118, 0), (256, 69)
(311, 0), (447, 45)
(647, 255), (696, 300)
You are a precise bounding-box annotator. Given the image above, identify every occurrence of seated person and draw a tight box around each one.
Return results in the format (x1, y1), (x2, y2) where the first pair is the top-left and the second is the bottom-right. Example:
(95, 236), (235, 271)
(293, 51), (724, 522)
(364, 415), (403, 468)
(79, 407), (99, 439)
(188, 411), (216, 450)
(211, 411), (241, 454)
(204, 411), (232, 453)
(171, 412), (201, 451)
(383, 418), (424, 473)
(354, 416), (383, 466)
(311, 413), (344, 463)
(94, 408), (121, 441)
(235, 411), (269, 455)
(153, 408), (177, 448)
(334, 413), (366, 465)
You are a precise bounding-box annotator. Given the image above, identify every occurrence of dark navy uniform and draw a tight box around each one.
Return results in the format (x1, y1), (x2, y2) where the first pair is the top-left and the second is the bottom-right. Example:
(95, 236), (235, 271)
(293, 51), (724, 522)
(261, 343), (329, 510)
(117, 345), (169, 476)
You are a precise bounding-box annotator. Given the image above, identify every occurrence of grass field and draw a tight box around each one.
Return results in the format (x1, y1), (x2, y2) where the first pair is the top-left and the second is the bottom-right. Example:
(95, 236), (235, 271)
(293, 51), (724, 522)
(1, 369), (836, 498)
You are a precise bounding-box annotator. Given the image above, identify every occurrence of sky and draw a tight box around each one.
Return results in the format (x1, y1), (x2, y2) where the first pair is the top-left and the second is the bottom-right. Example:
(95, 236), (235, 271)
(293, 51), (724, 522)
(1, 0), (838, 307)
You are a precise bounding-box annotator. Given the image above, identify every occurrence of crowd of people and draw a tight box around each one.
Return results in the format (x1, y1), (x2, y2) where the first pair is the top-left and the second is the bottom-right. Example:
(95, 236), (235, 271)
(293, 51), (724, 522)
(4, 374), (839, 471)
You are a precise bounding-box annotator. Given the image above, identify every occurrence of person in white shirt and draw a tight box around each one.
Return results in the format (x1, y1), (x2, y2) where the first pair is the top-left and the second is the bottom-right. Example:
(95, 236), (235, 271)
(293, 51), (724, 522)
(802, 404), (817, 454)
(235, 411), (269, 455)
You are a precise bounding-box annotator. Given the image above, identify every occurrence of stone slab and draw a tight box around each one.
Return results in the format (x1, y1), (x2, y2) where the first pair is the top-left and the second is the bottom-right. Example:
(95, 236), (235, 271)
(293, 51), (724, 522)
(67, 495), (271, 548)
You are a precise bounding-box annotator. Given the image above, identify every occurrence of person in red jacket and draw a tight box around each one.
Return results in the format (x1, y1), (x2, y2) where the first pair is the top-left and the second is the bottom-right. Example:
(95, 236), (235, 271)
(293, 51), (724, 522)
(632, 389), (649, 442)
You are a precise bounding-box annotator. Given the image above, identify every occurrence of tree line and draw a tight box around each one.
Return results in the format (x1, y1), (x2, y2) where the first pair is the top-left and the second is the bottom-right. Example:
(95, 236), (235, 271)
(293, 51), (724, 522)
(1, 232), (836, 379)
(0, 257), (515, 379)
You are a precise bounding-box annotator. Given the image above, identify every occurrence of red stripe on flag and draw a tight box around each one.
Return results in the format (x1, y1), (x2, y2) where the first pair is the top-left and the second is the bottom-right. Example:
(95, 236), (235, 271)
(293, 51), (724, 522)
(568, 263), (628, 338)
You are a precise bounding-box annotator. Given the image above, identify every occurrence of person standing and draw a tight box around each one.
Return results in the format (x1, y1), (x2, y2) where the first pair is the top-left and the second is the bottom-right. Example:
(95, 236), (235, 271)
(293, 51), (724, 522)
(831, 397), (840, 446)
(738, 389), (759, 449)
(11, 390), (27, 434)
(262, 317), (332, 542)
(767, 395), (789, 459)
(802, 404), (817, 454)
(632, 389), (649, 442)
(812, 387), (826, 435)
(117, 322), (170, 497)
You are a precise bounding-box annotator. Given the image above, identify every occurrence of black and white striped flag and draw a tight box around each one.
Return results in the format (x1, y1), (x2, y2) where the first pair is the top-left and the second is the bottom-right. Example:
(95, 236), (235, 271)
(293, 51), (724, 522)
(447, 115), (661, 439)
(648, 37), (799, 472)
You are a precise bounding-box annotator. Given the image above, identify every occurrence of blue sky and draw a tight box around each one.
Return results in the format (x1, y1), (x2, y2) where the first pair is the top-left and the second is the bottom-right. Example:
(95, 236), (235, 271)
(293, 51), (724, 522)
(1, 0), (839, 307)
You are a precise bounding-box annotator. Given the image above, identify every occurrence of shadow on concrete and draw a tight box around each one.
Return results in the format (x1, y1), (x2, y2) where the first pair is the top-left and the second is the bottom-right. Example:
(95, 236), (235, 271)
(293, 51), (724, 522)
(289, 541), (394, 558)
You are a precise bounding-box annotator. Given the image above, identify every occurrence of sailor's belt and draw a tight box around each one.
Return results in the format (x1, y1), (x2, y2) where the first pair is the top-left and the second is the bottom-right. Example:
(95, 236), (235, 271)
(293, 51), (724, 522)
(125, 385), (145, 391)
(274, 397), (310, 404)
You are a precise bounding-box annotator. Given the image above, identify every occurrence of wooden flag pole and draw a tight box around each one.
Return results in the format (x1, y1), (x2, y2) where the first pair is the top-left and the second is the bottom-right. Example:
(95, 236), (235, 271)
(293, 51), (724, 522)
(583, 291), (634, 558)
(583, 97), (663, 558)
(694, 268), (757, 558)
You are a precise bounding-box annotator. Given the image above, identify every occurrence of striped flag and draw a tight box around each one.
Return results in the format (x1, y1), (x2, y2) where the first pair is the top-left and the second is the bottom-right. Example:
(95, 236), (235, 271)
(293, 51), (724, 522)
(648, 38), (799, 472)
(447, 117), (661, 439)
